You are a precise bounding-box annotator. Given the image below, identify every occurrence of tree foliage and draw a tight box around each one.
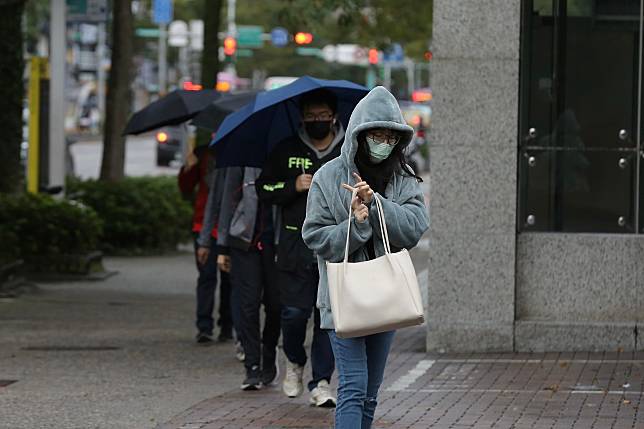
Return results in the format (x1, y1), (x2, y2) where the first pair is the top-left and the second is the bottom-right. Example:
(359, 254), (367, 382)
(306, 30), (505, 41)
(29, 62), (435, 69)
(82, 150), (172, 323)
(270, 0), (433, 59)
(0, 0), (25, 193)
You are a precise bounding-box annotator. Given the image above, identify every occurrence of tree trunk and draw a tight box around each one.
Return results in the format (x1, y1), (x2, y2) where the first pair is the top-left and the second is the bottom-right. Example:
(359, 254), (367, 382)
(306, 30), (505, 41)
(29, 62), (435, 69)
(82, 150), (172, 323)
(196, 0), (223, 147)
(100, 0), (133, 182)
(0, 0), (25, 193)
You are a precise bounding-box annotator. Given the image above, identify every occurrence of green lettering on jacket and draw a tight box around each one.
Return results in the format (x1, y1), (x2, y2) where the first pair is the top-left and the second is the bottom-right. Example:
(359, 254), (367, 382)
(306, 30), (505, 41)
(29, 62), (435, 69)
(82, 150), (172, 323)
(288, 157), (313, 170)
(263, 182), (285, 192)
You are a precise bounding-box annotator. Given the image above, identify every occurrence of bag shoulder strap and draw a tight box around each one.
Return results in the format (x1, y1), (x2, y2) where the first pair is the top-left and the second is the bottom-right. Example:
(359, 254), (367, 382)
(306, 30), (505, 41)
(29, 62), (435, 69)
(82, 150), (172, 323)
(374, 195), (391, 254)
(342, 171), (392, 263)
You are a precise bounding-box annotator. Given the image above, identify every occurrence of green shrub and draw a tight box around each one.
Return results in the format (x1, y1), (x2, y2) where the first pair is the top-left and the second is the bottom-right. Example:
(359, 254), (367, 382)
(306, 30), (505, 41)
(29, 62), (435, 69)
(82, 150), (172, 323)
(0, 193), (102, 266)
(67, 176), (192, 254)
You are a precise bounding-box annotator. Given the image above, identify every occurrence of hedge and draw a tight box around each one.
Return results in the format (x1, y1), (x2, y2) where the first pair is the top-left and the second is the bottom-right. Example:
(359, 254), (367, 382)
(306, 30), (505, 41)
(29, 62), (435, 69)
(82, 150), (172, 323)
(0, 193), (102, 267)
(67, 176), (193, 254)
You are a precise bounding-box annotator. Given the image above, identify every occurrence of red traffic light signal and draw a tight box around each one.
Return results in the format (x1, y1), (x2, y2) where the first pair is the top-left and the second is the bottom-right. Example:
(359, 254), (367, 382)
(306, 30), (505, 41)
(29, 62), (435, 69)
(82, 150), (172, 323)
(294, 32), (313, 45)
(368, 48), (379, 65)
(223, 36), (237, 56)
(424, 50), (433, 61)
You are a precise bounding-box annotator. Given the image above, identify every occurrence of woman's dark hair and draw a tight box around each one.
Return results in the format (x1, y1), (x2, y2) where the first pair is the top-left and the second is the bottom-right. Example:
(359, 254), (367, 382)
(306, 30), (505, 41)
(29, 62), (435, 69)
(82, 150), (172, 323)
(356, 130), (423, 182)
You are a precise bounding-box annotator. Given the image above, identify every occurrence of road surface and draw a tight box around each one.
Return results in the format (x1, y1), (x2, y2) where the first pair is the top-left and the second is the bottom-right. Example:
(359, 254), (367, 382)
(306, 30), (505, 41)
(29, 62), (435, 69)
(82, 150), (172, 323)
(70, 134), (180, 180)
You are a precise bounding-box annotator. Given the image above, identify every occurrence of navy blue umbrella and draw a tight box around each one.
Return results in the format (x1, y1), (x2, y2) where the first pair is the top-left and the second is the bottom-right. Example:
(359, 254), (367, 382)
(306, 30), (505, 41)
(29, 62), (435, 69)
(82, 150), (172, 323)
(210, 76), (368, 167)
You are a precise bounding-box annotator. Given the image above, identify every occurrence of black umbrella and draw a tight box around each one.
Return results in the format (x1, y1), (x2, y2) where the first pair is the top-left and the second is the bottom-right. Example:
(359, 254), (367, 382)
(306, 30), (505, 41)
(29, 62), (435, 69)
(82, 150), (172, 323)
(191, 90), (260, 132)
(123, 89), (221, 135)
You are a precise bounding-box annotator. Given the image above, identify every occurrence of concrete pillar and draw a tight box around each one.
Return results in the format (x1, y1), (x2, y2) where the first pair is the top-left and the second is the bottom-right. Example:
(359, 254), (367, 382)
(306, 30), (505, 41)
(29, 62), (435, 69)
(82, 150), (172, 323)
(427, 0), (521, 352)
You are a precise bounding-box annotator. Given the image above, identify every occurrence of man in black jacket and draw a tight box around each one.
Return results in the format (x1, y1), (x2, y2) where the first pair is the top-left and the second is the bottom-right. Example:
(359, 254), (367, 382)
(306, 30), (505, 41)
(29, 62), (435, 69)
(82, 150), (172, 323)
(256, 89), (341, 407)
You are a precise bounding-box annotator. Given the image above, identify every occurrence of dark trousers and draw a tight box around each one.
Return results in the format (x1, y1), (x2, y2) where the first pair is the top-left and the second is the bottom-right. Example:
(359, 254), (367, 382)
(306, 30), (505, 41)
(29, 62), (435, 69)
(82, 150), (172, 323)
(230, 244), (281, 370)
(194, 236), (233, 336)
(282, 304), (335, 391)
(280, 264), (334, 391)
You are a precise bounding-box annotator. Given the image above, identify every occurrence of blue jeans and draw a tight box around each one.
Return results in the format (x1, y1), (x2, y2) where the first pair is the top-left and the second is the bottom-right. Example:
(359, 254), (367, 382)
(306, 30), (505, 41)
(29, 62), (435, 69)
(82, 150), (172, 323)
(282, 306), (335, 391)
(328, 330), (395, 429)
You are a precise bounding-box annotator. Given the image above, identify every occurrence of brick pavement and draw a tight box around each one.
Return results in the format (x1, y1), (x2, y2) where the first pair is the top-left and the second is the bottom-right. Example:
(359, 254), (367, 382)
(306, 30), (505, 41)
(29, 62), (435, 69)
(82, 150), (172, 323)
(158, 327), (644, 429)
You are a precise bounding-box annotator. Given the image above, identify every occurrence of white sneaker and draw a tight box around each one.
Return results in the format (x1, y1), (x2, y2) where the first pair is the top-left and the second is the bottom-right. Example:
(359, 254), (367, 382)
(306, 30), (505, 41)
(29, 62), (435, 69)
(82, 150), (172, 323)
(309, 380), (337, 408)
(282, 360), (304, 398)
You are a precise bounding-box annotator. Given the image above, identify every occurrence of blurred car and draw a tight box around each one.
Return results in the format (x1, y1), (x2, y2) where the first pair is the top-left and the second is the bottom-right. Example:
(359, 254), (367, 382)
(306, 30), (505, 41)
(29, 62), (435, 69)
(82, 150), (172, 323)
(156, 125), (187, 166)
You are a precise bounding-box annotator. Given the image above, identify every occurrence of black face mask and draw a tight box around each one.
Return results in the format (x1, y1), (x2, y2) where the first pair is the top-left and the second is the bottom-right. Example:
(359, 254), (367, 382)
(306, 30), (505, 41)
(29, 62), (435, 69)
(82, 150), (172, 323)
(304, 120), (333, 140)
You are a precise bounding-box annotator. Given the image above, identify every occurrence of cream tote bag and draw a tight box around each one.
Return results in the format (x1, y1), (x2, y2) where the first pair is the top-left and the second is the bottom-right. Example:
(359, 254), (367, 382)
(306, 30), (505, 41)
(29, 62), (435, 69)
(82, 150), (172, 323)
(326, 189), (425, 338)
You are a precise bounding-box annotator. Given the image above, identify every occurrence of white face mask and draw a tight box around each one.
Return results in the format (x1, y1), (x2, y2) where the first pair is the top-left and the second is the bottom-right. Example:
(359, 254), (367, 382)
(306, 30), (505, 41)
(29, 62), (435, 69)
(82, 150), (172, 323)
(366, 135), (395, 163)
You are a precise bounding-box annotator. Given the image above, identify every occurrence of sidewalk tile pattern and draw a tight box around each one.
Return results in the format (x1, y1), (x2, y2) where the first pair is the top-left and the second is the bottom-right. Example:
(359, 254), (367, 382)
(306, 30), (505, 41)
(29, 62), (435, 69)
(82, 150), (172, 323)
(159, 327), (644, 428)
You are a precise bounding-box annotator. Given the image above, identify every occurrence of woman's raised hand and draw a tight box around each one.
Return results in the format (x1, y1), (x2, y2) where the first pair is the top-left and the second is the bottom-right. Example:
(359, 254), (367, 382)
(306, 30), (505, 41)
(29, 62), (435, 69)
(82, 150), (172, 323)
(342, 183), (369, 223)
(351, 172), (374, 204)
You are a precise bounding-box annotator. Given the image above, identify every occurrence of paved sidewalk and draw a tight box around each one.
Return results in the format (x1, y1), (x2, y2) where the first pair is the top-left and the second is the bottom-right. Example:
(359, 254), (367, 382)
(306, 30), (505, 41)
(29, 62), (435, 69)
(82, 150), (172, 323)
(0, 254), (246, 429)
(159, 326), (644, 429)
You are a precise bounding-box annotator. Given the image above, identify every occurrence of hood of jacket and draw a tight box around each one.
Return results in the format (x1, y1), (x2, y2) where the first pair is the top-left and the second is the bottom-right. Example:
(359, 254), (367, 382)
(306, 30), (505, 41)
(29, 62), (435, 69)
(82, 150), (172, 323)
(340, 86), (414, 171)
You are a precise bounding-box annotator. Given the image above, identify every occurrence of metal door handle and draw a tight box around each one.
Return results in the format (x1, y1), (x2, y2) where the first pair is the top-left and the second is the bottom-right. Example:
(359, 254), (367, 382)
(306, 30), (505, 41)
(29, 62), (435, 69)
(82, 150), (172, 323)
(528, 128), (537, 139)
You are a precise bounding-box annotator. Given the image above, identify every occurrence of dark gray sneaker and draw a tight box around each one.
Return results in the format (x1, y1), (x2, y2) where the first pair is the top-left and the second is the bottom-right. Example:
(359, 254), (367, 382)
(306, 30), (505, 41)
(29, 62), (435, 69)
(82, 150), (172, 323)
(196, 332), (215, 345)
(241, 366), (262, 391)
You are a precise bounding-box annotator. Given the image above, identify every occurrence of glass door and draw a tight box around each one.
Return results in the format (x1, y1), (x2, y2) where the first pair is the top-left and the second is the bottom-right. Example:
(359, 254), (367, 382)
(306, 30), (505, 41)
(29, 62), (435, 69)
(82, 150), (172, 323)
(519, 0), (643, 233)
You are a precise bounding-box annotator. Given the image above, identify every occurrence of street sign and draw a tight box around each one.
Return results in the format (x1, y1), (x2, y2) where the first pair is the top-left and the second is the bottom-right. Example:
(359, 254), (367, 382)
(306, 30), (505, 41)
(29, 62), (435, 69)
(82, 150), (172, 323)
(237, 49), (254, 58)
(168, 20), (189, 47)
(322, 44), (369, 66)
(296, 47), (322, 57)
(270, 27), (289, 47)
(237, 25), (263, 48)
(383, 43), (404, 63)
(136, 28), (161, 38)
(79, 23), (98, 44)
(189, 20), (204, 51)
(66, 0), (108, 22)
(153, 0), (173, 25)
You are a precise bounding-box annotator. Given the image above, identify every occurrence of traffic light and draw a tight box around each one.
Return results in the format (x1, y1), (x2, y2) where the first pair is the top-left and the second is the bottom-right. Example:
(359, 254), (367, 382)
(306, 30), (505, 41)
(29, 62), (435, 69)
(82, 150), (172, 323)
(368, 48), (379, 65)
(223, 36), (237, 56)
(294, 32), (313, 45)
(424, 50), (433, 61)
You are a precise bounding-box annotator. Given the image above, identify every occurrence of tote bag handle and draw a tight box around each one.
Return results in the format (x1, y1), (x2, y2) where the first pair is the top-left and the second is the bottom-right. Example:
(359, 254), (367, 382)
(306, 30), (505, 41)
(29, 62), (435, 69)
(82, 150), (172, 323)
(343, 188), (391, 265)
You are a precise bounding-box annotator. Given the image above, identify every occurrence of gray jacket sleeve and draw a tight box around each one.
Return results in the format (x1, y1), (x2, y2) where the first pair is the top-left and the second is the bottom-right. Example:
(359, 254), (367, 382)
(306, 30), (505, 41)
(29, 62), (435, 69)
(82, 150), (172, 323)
(302, 177), (372, 263)
(369, 177), (429, 249)
(216, 167), (244, 249)
(197, 168), (227, 248)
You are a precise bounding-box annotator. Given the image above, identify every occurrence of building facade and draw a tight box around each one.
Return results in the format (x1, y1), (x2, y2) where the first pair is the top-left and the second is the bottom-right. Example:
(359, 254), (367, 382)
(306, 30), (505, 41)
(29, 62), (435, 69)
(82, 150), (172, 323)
(429, 0), (644, 352)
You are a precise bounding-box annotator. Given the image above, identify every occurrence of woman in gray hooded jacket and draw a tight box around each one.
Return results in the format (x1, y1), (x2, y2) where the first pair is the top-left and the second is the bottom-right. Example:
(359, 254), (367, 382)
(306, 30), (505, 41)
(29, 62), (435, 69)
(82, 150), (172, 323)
(302, 86), (429, 428)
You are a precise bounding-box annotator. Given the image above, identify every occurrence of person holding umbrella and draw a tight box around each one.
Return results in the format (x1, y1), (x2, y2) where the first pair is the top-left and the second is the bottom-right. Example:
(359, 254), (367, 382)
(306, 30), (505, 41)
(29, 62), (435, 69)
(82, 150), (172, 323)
(199, 76), (369, 391)
(255, 89), (340, 407)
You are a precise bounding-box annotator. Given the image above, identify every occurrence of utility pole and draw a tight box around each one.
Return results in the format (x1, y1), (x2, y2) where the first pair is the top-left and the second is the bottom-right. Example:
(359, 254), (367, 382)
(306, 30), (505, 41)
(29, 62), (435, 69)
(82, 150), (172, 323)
(405, 58), (415, 97)
(158, 23), (168, 94)
(96, 22), (106, 126)
(49, 0), (66, 194)
(383, 62), (392, 90)
(225, 0), (236, 79)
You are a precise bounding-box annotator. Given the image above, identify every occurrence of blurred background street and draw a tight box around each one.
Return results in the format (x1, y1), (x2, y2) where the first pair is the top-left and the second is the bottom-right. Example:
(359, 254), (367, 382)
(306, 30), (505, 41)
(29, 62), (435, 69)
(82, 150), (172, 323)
(70, 135), (180, 179)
